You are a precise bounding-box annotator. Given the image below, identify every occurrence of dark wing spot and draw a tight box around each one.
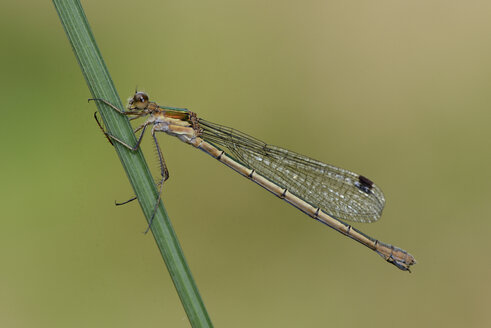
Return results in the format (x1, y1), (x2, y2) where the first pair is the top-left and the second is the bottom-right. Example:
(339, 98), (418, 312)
(355, 175), (374, 194)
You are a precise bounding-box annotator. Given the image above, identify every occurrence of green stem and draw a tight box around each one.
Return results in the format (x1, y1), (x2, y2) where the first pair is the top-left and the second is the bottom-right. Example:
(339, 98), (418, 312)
(52, 1), (213, 326)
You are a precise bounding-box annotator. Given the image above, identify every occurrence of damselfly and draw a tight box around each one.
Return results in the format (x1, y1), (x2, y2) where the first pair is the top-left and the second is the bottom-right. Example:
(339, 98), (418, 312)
(90, 92), (416, 271)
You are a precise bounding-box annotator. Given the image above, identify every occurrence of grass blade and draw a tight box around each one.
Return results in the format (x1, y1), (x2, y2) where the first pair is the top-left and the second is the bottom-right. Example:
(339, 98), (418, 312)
(52, 1), (213, 326)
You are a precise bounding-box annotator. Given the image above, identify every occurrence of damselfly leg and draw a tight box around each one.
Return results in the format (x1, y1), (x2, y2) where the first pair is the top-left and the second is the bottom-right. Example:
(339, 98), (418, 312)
(93, 111), (138, 205)
(89, 97), (170, 232)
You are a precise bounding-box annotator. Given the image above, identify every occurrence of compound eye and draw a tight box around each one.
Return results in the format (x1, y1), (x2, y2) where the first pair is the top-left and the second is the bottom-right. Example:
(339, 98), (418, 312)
(130, 92), (149, 109)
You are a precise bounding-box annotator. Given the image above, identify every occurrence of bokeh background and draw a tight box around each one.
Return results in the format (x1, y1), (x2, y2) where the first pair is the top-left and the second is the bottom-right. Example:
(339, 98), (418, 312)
(1, 1), (490, 327)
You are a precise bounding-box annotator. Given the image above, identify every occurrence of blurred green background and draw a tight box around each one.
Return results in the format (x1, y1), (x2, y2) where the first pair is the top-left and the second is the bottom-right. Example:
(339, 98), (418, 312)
(1, 0), (490, 327)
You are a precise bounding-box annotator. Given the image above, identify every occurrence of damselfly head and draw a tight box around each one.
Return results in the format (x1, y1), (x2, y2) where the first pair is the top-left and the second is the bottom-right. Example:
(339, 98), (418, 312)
(128, 92), (149, 110)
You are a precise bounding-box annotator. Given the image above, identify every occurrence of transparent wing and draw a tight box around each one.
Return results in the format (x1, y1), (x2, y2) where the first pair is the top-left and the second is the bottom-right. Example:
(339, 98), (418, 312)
(199, 119), (385, 223)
